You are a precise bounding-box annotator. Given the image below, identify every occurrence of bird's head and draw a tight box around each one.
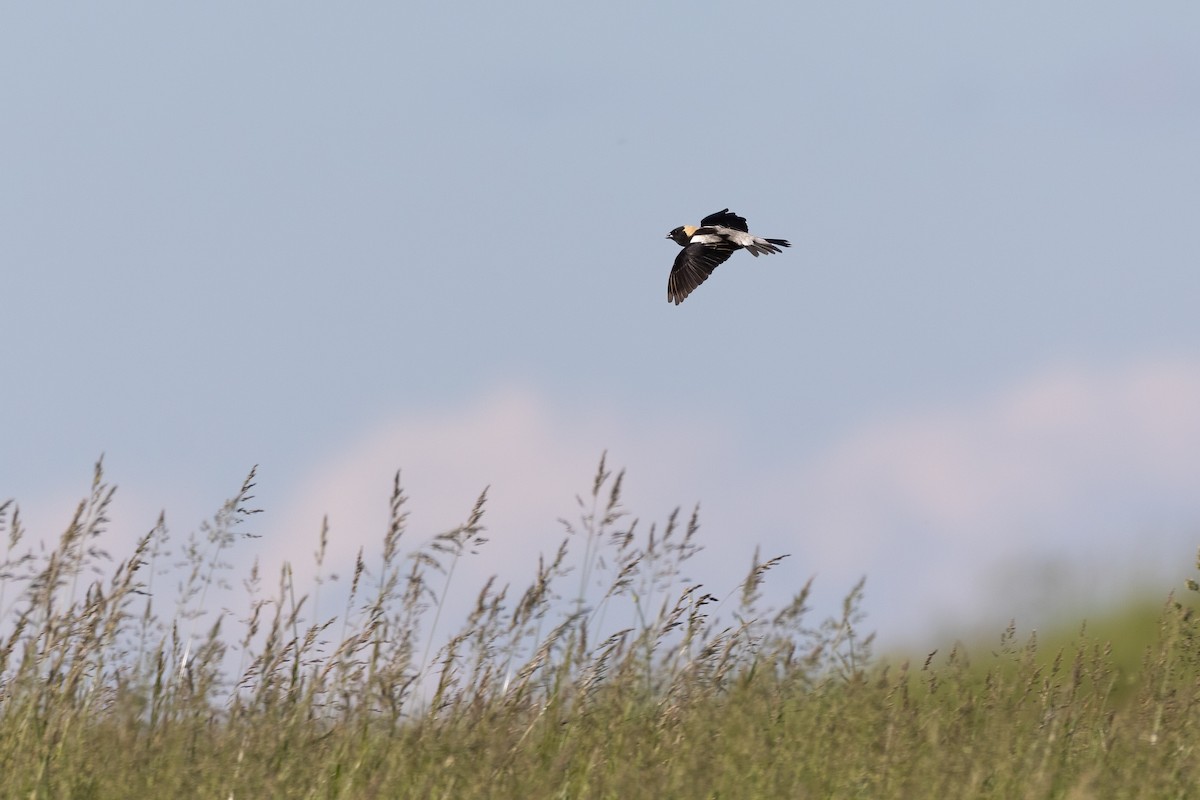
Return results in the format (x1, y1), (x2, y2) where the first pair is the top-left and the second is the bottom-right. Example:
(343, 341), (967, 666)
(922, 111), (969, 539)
(666, 226), (694, 247)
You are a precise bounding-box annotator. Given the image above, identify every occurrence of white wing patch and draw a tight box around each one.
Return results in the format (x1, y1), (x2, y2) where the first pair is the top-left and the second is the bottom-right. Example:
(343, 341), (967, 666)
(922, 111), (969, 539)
(714, 227), (759, 248)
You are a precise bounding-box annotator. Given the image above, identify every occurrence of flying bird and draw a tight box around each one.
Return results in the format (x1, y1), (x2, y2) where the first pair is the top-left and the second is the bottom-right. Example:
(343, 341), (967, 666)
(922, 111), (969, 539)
(665, 209), (790, 304)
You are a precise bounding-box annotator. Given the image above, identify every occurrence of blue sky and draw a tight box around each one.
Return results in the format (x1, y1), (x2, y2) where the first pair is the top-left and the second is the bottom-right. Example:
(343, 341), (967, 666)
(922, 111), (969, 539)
(4, 4), (1200, 647)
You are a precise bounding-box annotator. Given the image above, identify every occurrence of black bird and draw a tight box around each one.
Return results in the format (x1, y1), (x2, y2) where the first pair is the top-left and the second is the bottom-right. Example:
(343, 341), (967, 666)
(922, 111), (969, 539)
(665, 209), (790, 304)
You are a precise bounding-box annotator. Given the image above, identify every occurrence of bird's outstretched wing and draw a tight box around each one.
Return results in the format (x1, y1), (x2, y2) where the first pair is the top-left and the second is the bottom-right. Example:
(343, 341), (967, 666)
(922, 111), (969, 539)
(667, 241), (737, 304)
(699, 208), (748, 232)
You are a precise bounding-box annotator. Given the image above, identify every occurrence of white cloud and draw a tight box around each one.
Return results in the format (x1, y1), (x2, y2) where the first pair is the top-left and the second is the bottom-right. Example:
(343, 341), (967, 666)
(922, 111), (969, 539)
(265, 385), (734, 621)
(14, 359), (1190, 653)
(766, 358), (1200, 641)
(261, 359), (1200, 649)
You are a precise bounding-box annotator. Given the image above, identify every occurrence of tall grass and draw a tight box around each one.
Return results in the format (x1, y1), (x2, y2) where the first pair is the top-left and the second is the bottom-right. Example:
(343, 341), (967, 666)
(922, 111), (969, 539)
(1, 457), (1198, 798)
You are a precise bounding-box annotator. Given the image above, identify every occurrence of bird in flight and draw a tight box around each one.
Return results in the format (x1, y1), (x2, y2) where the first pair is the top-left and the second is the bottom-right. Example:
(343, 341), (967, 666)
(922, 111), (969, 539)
(665, 209), (790, 305)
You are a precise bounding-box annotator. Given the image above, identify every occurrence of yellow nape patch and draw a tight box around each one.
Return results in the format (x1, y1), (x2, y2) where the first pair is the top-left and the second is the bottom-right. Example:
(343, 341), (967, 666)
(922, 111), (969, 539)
(682, 225), (698, 237)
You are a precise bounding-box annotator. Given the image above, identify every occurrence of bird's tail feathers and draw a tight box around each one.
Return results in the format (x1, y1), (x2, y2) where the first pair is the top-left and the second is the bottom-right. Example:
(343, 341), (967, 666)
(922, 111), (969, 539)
(744, 237), (792, 257)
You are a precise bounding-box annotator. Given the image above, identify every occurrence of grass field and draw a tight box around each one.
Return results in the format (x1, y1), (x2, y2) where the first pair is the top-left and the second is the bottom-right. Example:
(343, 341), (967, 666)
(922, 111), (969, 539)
(2, 458), (1198, 799)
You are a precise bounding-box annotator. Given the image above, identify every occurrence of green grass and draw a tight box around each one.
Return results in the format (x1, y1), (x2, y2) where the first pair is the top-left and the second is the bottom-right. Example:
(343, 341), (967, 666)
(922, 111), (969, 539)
(2, 457), (1199, 798)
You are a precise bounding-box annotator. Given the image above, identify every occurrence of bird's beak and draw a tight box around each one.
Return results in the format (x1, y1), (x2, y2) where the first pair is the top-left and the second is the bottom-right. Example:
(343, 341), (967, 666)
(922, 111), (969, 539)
(664, 234), (671, 239)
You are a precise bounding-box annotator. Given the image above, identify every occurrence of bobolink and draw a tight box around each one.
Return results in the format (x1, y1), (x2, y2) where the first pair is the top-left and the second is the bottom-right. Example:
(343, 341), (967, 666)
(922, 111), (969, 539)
(665, 209), (790, 304)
